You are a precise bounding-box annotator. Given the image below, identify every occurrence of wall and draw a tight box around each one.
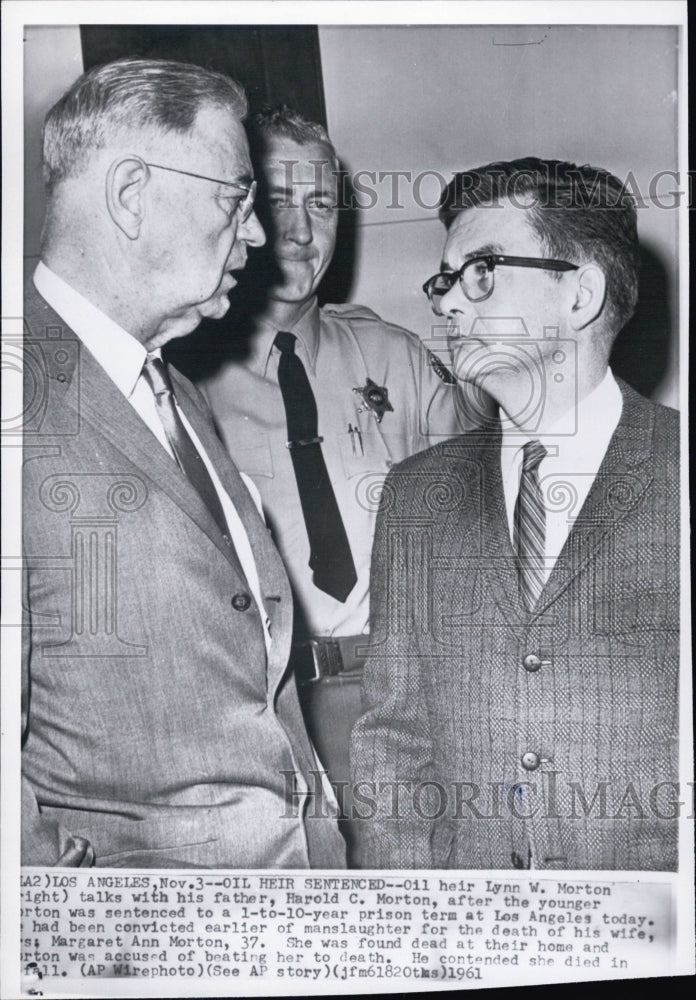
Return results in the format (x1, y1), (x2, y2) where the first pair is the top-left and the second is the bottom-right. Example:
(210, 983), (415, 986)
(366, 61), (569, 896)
(24, 26), (84, 263)
(318, 25), (680, 406)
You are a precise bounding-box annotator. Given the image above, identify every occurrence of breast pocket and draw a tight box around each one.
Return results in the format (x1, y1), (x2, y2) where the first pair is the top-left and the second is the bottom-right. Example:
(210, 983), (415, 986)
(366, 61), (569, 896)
(336, 425), (393, 477)
(228, 434), (275, 479)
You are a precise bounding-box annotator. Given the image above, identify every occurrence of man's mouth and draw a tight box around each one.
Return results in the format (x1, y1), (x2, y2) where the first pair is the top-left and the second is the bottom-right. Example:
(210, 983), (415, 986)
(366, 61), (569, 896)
(276, 252), (315, 262)
(446, 316), (465, 341)
(220, 260), (248, 292)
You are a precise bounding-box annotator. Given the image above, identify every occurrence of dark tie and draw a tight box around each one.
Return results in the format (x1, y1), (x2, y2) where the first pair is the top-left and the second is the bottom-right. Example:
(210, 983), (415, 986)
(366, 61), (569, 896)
(513, 439), (548, 611)
(142, 355), (231, 544)
(274, 331), (357, 602)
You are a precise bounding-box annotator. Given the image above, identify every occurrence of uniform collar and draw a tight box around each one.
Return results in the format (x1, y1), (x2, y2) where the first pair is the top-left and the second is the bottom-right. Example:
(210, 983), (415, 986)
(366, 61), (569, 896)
(33, 260), (146, 399)
(253, 297), (321, 377)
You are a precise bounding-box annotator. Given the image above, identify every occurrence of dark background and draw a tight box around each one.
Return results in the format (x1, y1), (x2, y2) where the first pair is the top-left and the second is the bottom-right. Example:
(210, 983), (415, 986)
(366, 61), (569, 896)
(80, 24), (327, 124)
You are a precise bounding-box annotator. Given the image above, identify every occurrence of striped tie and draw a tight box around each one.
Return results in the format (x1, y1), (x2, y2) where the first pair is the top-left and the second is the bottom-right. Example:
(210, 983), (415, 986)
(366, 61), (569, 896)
(513, 439), (548, 611)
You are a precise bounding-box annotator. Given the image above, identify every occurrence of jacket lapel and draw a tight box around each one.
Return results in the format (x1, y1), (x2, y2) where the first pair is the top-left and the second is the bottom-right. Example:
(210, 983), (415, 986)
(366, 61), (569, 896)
(478, 434), (525, 614)
(26, 282), (250, 580)
(442, 429), (521, 616)
(533, 380), (654, 614)
(26, 279), (293, 689)
(442, 382), (655, 626)
(80, 351), (251, 570)
(172, 370), (294, 681)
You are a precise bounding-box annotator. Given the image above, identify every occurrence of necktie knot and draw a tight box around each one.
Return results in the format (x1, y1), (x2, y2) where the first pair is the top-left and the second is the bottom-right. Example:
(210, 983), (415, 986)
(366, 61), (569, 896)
(142, 354), (174, 398)
(522, 439), (547, 474)
(274, 331), (297, 354)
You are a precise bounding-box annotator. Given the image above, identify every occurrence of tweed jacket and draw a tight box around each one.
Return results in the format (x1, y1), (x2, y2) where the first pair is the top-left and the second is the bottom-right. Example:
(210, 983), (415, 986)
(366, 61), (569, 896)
(351, 379), (679, 870)
(21, 281), (346, 869)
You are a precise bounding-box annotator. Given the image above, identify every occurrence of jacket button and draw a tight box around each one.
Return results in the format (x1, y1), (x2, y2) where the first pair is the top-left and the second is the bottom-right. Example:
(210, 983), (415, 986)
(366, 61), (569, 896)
(521, 751), (541, 771)
(231, 592), (252, 612)
(522, 653), (542, 672)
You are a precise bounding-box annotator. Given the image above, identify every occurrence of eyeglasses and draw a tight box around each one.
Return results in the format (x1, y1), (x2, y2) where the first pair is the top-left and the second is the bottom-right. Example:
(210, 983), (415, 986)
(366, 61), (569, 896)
(423, 254), (579, 314)
(145, 162), (257, 223)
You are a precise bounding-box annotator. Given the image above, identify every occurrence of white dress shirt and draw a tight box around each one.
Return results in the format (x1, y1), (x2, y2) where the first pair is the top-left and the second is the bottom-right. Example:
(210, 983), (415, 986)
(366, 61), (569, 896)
(500, 369), (623, 584)
(33, 261), (271, 647)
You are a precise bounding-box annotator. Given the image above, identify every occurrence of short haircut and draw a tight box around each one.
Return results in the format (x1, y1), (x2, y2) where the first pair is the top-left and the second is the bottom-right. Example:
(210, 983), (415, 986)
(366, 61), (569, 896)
(250, 105), (338, 165)
(43, 57), (248, 191)
(439, 157), (640, 334)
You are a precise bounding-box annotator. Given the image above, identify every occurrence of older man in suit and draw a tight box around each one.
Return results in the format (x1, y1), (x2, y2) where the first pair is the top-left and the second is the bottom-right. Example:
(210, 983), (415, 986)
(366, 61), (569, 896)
(351, 157), (679, 871)
(22, 57), (345, 868)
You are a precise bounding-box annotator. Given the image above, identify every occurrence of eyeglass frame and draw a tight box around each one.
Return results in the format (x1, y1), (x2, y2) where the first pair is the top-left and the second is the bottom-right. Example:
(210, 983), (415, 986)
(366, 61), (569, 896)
(423, 254), (579, 313)
(145, 161), (257, 223)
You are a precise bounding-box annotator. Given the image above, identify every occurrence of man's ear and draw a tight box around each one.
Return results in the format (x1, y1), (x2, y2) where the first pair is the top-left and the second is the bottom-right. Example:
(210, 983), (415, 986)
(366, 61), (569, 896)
(105, 157), (150, 240)
(567, 262), (607, 331)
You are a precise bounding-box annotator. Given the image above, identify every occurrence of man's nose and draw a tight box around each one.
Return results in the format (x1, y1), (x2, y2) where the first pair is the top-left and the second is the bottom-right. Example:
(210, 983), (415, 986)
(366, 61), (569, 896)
(283, 204), (312, 244)
(438, 281), (468, 317)
(238, 209), (265, 248)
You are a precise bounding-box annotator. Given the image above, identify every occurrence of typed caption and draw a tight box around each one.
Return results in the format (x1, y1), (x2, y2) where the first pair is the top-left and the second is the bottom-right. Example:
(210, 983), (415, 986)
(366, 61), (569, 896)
(19, 870), (673, 995)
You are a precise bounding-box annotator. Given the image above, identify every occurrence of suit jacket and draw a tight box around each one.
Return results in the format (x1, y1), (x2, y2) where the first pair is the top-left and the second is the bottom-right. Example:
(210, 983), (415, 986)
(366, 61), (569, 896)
(351, 379), (679, 870)
(21, 281), (346, 869)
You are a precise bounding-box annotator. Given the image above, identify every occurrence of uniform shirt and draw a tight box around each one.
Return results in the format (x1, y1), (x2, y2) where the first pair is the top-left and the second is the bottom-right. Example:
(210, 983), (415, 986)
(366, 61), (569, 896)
(33, 261), (271, 647)
(200, 297), (474, 637)
(500, 368), (624, 585)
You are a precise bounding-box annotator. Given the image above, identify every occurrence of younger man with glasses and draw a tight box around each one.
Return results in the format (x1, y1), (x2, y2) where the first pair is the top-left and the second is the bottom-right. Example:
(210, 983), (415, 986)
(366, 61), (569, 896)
(351, 157), (680, 871)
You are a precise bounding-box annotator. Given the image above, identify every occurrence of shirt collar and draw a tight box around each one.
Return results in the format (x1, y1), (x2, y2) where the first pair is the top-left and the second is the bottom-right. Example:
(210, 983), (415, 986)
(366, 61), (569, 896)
(253, 297), (322, 376)
(501, 367), (623, 476)
(33, 261), (146, 398)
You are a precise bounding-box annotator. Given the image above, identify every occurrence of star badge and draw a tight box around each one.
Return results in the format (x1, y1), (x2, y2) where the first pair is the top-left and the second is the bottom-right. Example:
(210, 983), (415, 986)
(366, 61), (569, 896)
(353, 378), (394, 423)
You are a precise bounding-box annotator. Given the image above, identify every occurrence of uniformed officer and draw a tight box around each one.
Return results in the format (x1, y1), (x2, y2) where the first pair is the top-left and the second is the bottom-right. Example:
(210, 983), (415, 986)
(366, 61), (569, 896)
(196, 108), (481, 836)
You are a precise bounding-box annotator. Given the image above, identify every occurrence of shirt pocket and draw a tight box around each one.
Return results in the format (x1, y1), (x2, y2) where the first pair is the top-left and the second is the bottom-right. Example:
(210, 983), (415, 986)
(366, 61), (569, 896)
(228, 433), (275, 479)
(336, 425), (394, 480)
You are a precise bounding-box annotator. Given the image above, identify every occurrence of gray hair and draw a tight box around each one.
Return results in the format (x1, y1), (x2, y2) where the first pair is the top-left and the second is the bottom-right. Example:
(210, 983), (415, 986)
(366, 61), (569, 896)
(42, 57), (248, 190)
(250, 105), (338, 165)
